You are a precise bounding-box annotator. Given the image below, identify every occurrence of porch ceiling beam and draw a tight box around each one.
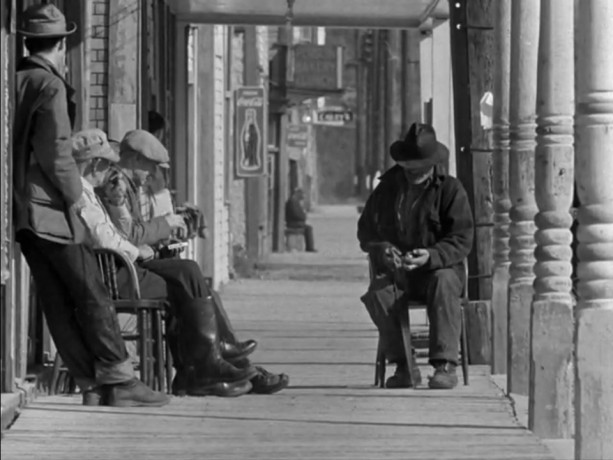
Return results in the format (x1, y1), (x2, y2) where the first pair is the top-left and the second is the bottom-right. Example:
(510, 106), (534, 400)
(167, 0), (448, 28)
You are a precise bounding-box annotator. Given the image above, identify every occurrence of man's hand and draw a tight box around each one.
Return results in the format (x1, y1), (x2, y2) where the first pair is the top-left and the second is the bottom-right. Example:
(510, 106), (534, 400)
(383, 245), (403, 271)
(138, 245), (155, 261)
(402, 248), (430, 271)
(101, 177), (127, 206)
(164, 213), (187, 231)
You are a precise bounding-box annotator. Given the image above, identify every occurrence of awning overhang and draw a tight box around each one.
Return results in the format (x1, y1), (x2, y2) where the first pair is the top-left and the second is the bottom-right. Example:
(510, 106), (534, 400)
(167, 0), (448, 29)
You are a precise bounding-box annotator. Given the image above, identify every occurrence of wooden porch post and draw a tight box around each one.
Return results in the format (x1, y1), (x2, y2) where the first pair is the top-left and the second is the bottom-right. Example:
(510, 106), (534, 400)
(529, 0), (574, 438)
(491, 0), (511, 375)
(574, 1), (613, 458)
(507, 0), (540, 396)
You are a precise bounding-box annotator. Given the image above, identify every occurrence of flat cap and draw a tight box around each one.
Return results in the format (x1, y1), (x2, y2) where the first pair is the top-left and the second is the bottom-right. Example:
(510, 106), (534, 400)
(72, 129), (119, 163)
(120, 129), (170, 168)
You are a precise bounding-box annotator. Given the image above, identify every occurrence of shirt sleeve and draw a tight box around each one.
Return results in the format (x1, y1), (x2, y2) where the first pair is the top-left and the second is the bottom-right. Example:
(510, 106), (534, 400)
(76, 185), (140, 262)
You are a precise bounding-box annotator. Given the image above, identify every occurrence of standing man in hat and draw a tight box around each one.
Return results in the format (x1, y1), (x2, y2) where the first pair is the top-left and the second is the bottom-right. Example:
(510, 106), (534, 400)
(13, 3), (168, 406)
(357, 123), (474, 390)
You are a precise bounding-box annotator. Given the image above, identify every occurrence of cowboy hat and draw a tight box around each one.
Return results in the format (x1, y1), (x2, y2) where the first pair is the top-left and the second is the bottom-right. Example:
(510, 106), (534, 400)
(389, 123), (448, 169)
(18, 4), (77, 38)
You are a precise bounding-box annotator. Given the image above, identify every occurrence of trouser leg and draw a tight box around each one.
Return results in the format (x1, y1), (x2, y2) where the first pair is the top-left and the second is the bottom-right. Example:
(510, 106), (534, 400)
(140, 259), (238, 343)
(304, 224), (315, 251)
(19, 241), (97, 391)
(423, 269), (463, 365)
(18, 231), (133, 385)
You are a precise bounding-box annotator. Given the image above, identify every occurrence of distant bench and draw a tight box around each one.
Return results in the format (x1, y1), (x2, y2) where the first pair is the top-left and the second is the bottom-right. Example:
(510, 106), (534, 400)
(285, 227), (305, 252)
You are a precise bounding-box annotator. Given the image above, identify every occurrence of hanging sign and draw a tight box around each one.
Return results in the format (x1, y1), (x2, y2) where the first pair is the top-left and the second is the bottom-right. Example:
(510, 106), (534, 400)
(292, 44), (343, 91)
(286, 124), (309, 149)
(235, 86), (266, 178)
(314, 107), (354, 126)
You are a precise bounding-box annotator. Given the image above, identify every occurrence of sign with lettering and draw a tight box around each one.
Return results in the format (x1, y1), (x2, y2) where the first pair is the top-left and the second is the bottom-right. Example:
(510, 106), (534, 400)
(235, 87), (266, 178)
(286, 124), (309, 149)
(314, 107), (354, 126)
(292, 44), (343, 91)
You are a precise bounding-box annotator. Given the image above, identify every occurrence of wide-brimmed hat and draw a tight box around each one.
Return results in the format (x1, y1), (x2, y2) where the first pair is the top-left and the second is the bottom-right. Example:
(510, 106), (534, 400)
(72, 129), (119, 163)
(18, 3), (76, 38)
(121, 130), (170, 168)
(389, 123), (447, 169)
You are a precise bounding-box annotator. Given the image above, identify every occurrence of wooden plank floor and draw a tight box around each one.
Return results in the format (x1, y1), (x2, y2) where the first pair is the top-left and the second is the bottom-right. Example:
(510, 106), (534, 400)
(1, 206), (556, 460)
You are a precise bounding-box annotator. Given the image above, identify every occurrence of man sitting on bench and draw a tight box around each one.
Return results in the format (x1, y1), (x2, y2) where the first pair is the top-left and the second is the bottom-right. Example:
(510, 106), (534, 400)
(357, 123), (474, 390)
(285, 188), (317, 252)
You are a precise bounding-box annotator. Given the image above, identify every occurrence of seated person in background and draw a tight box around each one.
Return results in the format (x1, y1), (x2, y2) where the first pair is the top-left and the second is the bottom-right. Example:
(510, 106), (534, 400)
(285, 188), (317, 252)
(357, 123), (474, 390)
(94, 129), (289, 396)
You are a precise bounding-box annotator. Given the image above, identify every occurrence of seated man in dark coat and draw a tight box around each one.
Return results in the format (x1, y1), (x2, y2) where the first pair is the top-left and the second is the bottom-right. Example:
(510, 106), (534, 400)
(285, 188), (317, 252)
(357, 123), (474, 389)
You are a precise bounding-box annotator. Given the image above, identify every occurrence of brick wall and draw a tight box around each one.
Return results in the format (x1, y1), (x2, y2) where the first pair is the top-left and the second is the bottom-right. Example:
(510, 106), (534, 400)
(90, 1), (109, 132)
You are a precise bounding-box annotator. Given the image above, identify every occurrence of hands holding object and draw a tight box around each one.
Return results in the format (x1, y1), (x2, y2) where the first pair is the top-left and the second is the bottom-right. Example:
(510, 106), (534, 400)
(401, 248), (430, 271)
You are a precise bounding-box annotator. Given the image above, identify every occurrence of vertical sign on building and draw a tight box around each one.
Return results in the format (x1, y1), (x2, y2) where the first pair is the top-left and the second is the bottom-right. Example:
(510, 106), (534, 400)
(235, 86), (266, 178)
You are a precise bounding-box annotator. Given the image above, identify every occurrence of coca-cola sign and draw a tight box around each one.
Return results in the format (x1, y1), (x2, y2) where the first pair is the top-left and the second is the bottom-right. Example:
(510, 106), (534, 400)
(235, 87), (266, 178)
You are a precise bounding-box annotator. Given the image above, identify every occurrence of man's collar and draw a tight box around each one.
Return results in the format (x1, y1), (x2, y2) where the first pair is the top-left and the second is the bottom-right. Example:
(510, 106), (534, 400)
(81, 177), (94, 192)
(19, 55), (72, 90)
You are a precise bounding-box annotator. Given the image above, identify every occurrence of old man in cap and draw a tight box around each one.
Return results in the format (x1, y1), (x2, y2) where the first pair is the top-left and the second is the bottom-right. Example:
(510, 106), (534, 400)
(97, 130), (289, 396)
(357, 123), (474, 390)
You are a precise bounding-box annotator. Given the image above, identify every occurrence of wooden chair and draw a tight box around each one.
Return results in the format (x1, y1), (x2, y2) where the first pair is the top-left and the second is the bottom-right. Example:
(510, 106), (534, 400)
(371, 257), (470, 388)
(50, 248), (172, 394)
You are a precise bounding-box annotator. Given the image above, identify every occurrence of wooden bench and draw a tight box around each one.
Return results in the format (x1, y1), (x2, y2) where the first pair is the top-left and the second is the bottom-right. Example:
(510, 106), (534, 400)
(285, 227), (305, 252)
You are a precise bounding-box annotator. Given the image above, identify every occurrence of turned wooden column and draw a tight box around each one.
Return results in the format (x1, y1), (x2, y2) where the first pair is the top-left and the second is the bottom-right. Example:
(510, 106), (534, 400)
(574, 1), (613, 458)
(491, 0), (511, 375)
(529, 0), (574, 439)
(507, 0), (540, 396)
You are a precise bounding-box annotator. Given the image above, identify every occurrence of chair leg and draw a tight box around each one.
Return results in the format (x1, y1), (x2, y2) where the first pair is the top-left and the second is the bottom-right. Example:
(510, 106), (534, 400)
(146, 311), (155, 388)
(154, 310), (166, 393)
(399, 308), (414, 388)
(460, 305), (469, 385)
(375, 335), (386, 388)
(165, 340), (174, 393)
(138, 310), (148, 386)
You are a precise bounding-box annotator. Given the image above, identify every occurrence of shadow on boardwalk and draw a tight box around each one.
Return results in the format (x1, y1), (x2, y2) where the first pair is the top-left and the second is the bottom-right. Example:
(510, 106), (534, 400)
(0, 206), (557, 460)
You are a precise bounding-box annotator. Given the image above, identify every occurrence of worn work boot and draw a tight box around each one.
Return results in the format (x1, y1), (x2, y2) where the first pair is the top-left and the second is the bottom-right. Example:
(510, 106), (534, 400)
(105, 378), (170, 407)
(249, 366), (290, 394)
(428, 361), (458, 389)
(385, 356), (422, 389)
(180, 297), (258, 397)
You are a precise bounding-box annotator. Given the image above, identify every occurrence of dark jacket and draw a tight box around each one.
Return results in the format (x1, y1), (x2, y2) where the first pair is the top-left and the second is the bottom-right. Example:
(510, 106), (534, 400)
(13, 55), (84, 244)
(357, 166), (474, 280)
(285, 196), (307, 227)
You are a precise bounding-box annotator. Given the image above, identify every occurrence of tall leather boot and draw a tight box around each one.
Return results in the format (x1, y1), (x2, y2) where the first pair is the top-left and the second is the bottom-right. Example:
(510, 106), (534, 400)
(179, 297), (257, 397)
(210, 289), (258, 359)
